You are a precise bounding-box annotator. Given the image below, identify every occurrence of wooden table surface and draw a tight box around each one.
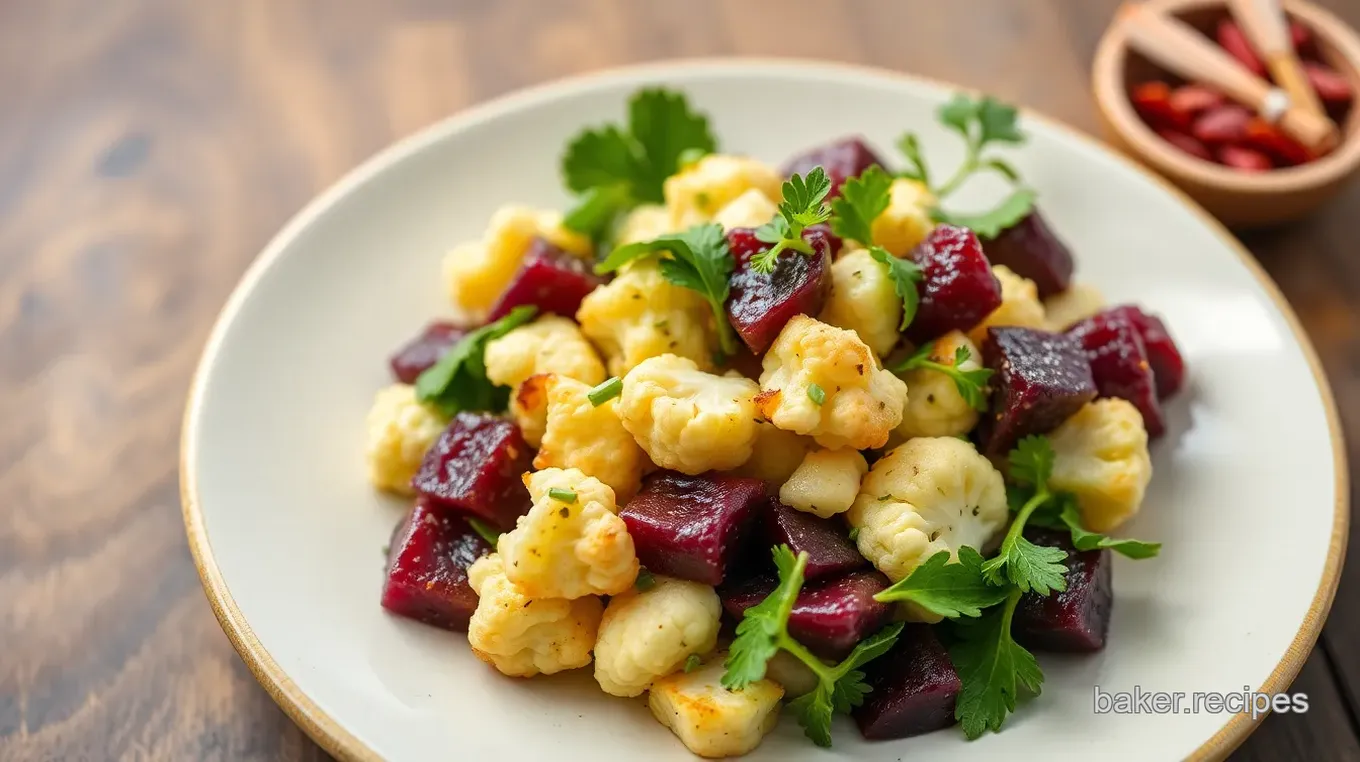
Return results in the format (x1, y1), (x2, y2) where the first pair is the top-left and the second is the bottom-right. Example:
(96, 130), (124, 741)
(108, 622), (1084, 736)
(3, 0), (1358, 759)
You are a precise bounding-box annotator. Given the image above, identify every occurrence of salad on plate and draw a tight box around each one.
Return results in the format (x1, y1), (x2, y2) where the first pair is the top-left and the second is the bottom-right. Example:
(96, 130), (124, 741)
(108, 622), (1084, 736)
(363, 86), (1184, 758)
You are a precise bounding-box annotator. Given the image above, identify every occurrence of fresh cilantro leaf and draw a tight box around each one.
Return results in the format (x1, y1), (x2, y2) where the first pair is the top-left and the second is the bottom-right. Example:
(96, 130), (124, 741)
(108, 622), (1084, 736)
(563, 184), (632, 241)
(722, 545), (805, 690)
(977, 97), (1025, 145)
(587, 376), (623, 406)
(561, 125), (638, 194)
(414, 306), (538, 417)
(980, 435), (1068, 595)
(829, 165), (892, 246)
(895, 133), (930, 185)
(749, 168), (832, 274)
(683, 653), (703, 673)
(467, 517), (501, 547)
(1008, 434), (1055, 488)
(627, 88), (717, 201)
(1030, 494), (1162, 560)
(548, 487), (577, 503)
(932, 188), (1037, 240)
(635, 568), (656, 591)
(786, 685), (835, 748)
(950, 588), (1044, 739)
(875, 547), (1010, 618)
(867, 246), (923, 330)
(782, 622), (905, 748)
(596, 223), (738, 356)
(838, 621), (905, 672)
(807, 383), (826, 406)
(939, 94), (980, 136)
(891, 340), (993, 411)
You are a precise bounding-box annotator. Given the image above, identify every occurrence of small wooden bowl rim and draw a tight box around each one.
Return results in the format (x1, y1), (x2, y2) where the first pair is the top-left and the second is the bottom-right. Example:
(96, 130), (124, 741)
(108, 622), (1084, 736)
(1094, 0), (1360, 194)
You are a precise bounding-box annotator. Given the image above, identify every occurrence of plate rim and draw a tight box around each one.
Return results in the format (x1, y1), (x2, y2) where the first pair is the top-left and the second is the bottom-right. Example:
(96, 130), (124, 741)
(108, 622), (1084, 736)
(178, 57), (1349, 762)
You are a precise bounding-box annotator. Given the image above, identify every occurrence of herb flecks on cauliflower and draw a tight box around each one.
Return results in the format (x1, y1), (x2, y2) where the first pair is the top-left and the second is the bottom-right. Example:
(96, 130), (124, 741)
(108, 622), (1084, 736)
(593, 576), (721, 697)
(499, 468), (638, 600)
(779, 448), (868, 519)
(895, 331), (984, 442)
(819, 247), (902, 357)
(466, 553), (603, 678)
(442, 206), (591, 318)
(757, 315), (907, 450)
(967, 265), (1047, 344)
(364, 384), (446, 495)
(663, 154), (782, 229)
(648, 658), (784, 758)
(485, 315), (607, 447)
(618, 354), (761, 474)
(1048, 398), (1153, 532)
(871, 178), (937, 256)
(576, 259), (717, 376)
(534, 375), (646, 501)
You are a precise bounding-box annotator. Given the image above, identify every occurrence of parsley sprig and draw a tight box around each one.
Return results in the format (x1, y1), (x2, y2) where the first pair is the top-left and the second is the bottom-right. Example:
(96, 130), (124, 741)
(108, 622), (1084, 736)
(950, 587), (1044, 739)
(874, 546), (1009, 618)
(1032, 493), (1162, 559)
(891, 341), (993, 411)
(980, 436), (1069, 596)
(723, 546), (903, 747)
(597, 222), (737, 355)
(828, 166), (923, 329)
(561, 88), (717, 240)
(414, 306), (538, 417)
(749, 168), (833, 274)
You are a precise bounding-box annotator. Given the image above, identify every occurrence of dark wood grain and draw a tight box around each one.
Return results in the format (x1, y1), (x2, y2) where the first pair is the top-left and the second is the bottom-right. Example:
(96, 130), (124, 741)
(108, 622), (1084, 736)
(0, 1), (1356, 760)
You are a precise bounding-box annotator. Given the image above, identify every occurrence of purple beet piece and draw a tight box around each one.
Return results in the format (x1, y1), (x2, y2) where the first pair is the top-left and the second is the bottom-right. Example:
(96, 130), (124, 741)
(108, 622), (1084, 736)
(1067, 312), (1166, 438)
(804, 222), (843, 257)
(781, 136), (886, 200)
(412, 412), (533, 529)
(983, 209), (1074, 299)
(381, 498), (492, 632)
(1104, 305), (1186, 399)
(1014, 529), (1113, 652)
(979, 327), (1097, 456)
(389, 321), (469, 384)
(721, 570), (892, 660)
(620, 471), (766, 585)
(725, 227), (833, 354)
(762, 499), (866, 581)
(486, 236), (603, 322)
(905, 225), (1004, 344)
(852, 624), (962, 739)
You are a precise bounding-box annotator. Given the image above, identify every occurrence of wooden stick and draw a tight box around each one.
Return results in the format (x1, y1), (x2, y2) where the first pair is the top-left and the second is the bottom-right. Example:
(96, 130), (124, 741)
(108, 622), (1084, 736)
(1229, 0), (1329, 123)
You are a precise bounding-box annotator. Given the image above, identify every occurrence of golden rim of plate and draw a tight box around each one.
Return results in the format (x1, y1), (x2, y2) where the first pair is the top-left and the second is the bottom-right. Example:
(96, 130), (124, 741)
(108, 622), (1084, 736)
(179, 58), (1350, 762)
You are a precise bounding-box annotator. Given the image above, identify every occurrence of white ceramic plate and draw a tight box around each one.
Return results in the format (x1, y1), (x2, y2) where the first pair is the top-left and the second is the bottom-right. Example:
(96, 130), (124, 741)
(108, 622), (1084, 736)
(182, 60), (1346, 762)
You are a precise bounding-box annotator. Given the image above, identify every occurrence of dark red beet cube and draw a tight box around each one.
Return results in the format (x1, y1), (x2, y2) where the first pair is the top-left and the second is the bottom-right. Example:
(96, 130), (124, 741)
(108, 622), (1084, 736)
(381, 499), (492, 631)
(485, 237), (603, 322)
(1103, 305), (1185, 399)
(725, 227), (833, 354)
(1067, 312), (1166, 438)
(803, 222), (843, 258)
(412, 412), (533, 529)
(980, 327), (1097, 456)
(389, 321), (468, 384)
(781, 136), (885, 200)
(762, 499), (865, 581)
(721, 570), (892, 660)
(620, 471), (766, 585)
(852, 624), (961, 739)
(1014, 530), (1113, 652)
(982, 209), (1074, 299)
(905, 225), (1004, 344)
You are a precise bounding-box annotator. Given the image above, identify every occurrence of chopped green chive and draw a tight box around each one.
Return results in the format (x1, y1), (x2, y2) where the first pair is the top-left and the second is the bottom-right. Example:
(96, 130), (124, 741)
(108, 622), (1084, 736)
(683, 653), (703, 673)
(808, 383), (826, 406)
(635, 568), (657, 591)
(468, 517), (501, 547)
(848, 527), (860, 543)
(587, 376), (623, 406)
(548, 487), (578, 503)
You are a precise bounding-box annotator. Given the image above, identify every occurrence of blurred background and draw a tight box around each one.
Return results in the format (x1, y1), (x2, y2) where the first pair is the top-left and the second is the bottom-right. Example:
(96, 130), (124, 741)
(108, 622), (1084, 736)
(3, 0), (1360, 760)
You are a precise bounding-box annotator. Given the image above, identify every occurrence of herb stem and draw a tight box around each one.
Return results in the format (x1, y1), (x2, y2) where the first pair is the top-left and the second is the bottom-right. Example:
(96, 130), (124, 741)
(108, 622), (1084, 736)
(998, 488), (1049, 557)
(709, 300), (738, 356)
(934, 143), (979, 199)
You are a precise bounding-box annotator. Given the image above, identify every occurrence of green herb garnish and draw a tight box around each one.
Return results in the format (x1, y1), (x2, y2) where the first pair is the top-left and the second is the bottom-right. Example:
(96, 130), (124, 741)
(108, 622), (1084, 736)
(683, 653), (703, 673)
(587, 376), (623, 406)
(829, 165), (893, 246)
(891, 341), (993, 411)
(467, 517), (502, 547)
(875, 547), (1009, 618)
(980, 436), (1068, 596)
(635, 567), (657, 591)
(414, 306), (538, 417)
(949, 587), (1044, 739)
(867, 247), (923, 330)
(548, 487), (578, 503)
(1031, 493), (1162, 560)
(807, 383), (826, 406)
(749, 168), (833, 274)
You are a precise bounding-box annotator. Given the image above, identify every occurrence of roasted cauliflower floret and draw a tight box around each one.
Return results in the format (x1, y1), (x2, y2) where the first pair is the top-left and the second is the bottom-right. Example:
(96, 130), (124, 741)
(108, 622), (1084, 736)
(616, 204), (674, 245)
(731, 423), (815, 486)
(576, 259), (716, 376)
(617, 354), (761, 474)
(485, 315), (607, 446)
(466, 553), (603, 678)
(593, 576), (721, 697)
(499, 468), (638, 600)
(895, 331), (983, 441)
(442, 206), (592, 318)
(534, 375), (646, 501)
(757, 315), (907, 450)
(1048, 399), (1153, 532)
(871, 178), (937, 256)
(967, 265), (1047, 344)
(364, 384), (445, 495)
(649, 658), (783, 758)
(1044, 282), (1107, 331)
(779, 448), (869, 518)
(819, 247), (901, 357)
(664, 154), (782, 229)
(848, 437), (1008, 584)
(713, 188), (779, 231)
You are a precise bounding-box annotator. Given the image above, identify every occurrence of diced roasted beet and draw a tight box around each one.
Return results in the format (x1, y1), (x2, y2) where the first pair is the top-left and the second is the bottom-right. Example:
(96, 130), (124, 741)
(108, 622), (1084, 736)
(905, 225), (1004, 344)
(982, 209), (1074, 299)
(725, 227), (766, 267)
(412, 413), (533, 529)
(381, 499), (492, 631)
(486, 237), (603, 322)
(621, 471), (766, 585)
(781, 136), (885, 200)
(721, 570), (891, 660)
(1014, 530), (1113, 652)
(389, 321), (468, 384)
(761, 499), (865, 581)
(725, 228), (833, 354)
(852, 624), (961, 740)
(980, 327), (1097, 456)
(1102, 305), (1186, 399)
(804, 222), (843, 258)
(1067, 312), (1166, 438)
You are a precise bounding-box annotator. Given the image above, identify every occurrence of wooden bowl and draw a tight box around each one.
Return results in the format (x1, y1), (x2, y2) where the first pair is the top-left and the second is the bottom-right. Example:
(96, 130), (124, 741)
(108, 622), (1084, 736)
(1093, 0), (1360, 226)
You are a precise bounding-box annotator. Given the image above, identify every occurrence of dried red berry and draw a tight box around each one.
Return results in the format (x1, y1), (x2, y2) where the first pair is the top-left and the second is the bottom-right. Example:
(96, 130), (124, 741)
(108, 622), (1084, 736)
(1216, 20), (1267, 78)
